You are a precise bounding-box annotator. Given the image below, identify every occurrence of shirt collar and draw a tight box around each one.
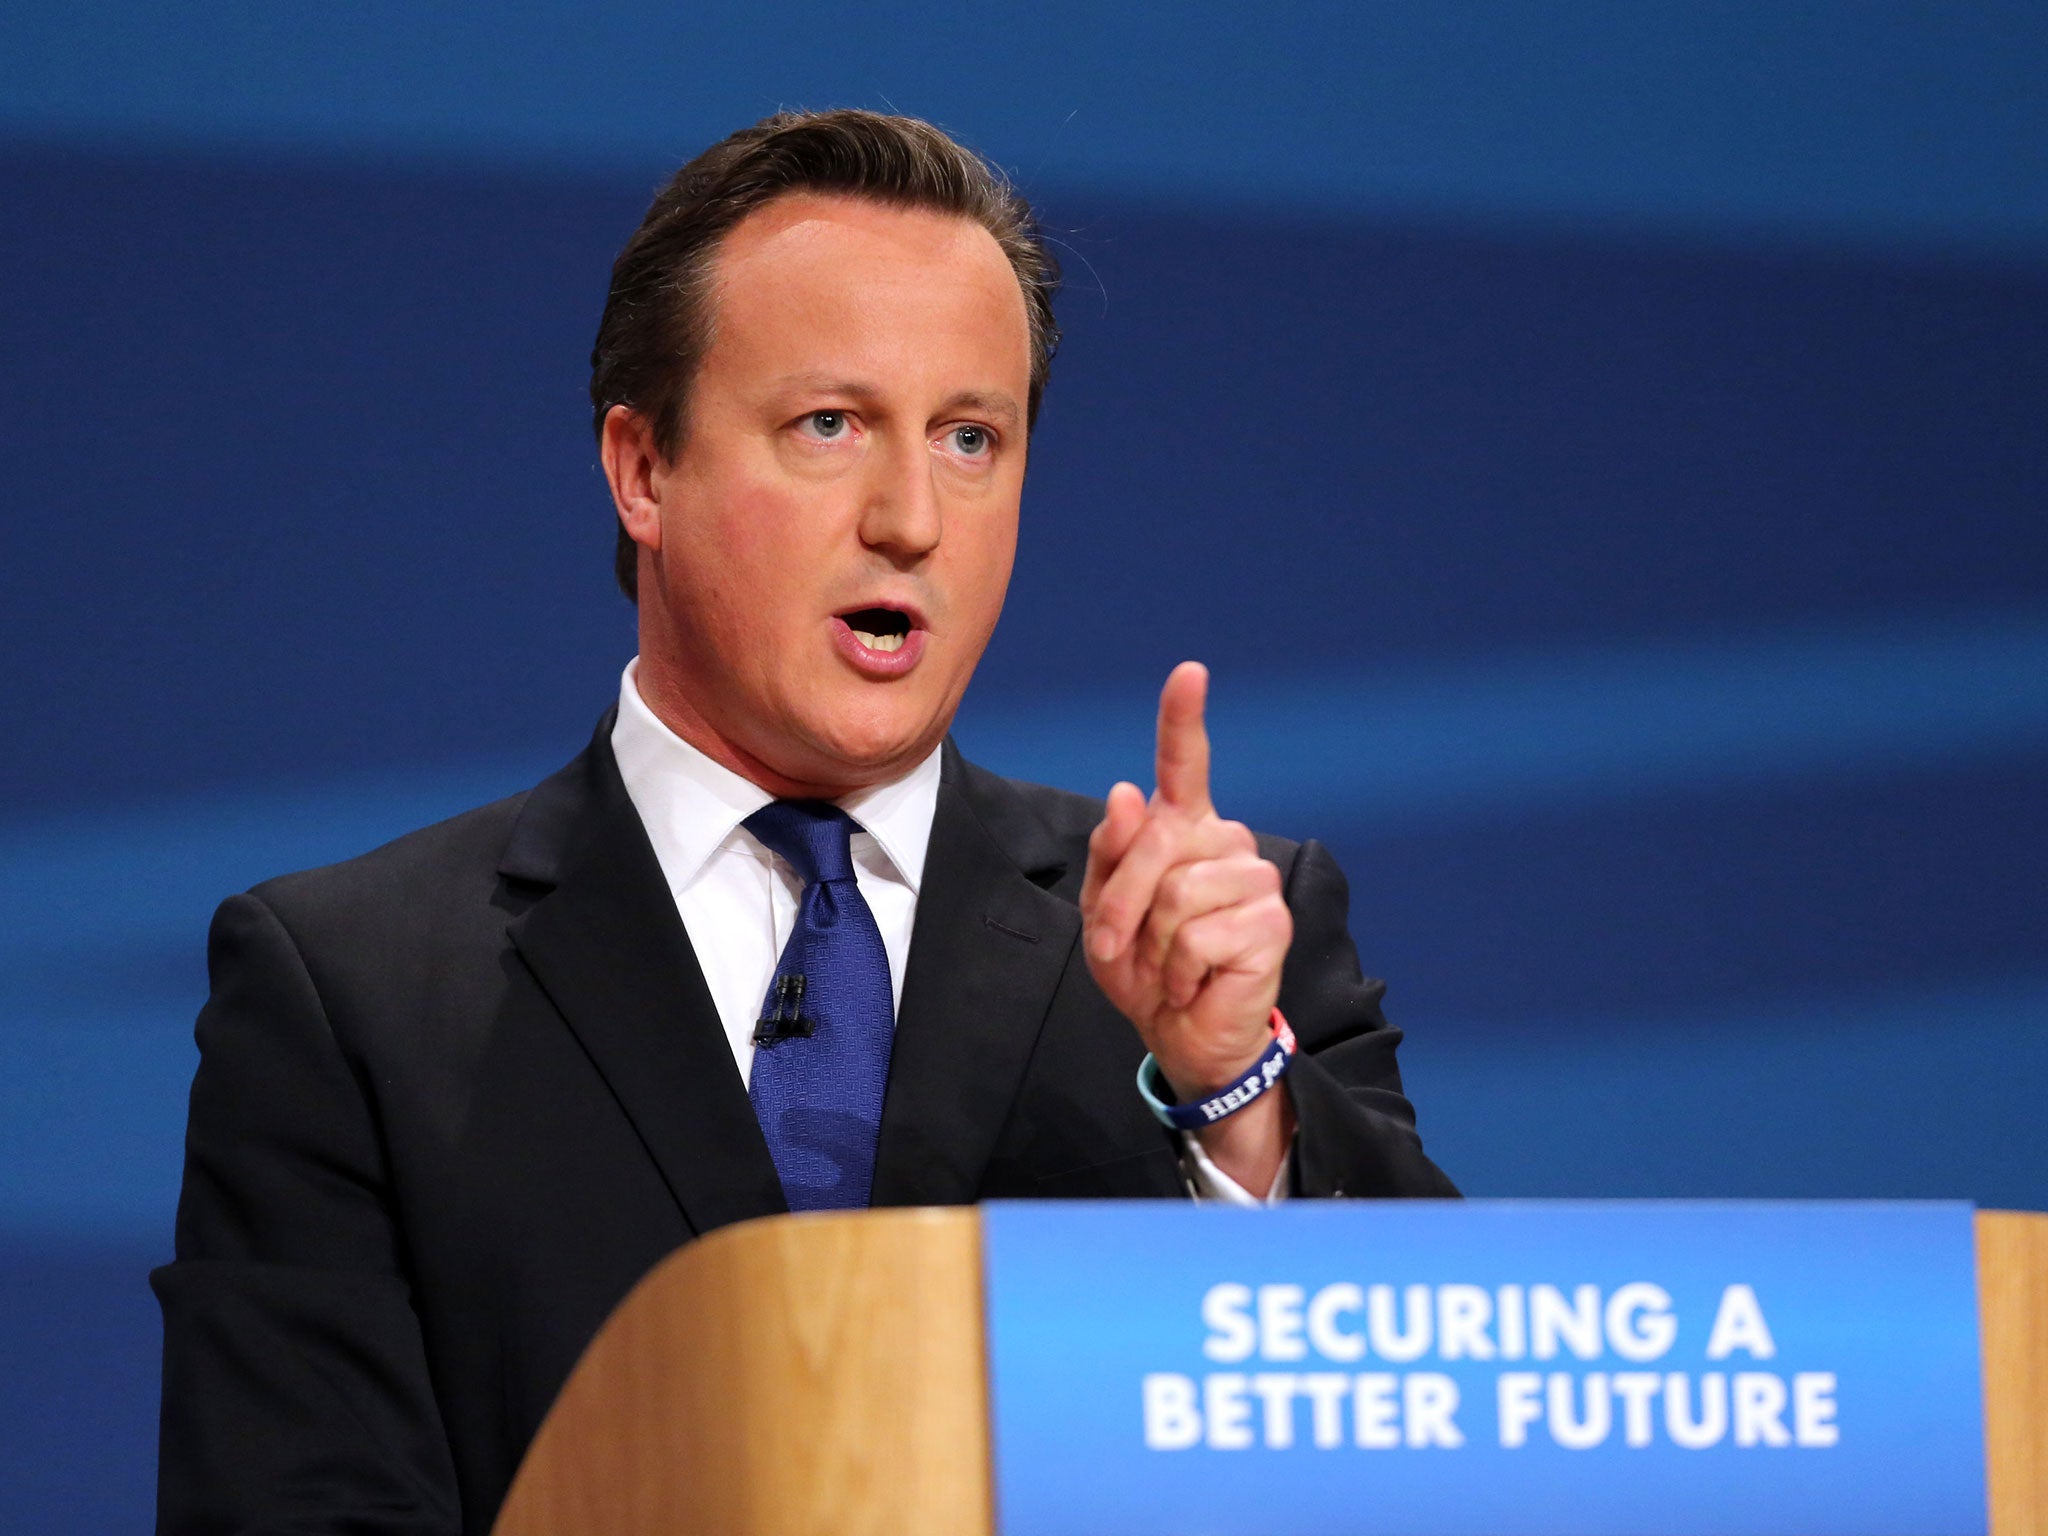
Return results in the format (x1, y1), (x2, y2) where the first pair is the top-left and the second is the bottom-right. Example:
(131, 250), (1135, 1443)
(835, 739), (941, 896)
(610, 658), (940, 894)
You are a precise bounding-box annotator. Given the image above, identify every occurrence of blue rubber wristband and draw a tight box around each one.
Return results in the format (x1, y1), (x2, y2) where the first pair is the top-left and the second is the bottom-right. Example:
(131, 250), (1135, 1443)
(1136, 1011), (1296, 1131)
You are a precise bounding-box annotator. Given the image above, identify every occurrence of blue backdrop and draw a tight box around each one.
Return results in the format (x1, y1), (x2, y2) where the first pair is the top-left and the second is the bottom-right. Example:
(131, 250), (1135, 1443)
(3, 5), (2043, 1530)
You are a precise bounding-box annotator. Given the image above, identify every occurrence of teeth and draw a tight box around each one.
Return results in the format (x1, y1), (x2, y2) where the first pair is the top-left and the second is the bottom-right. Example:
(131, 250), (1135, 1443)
(851, 629), (906, 653)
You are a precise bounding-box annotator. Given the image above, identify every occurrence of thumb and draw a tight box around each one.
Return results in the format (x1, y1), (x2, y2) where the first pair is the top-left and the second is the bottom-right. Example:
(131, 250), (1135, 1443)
(1081, 780), (1147, 913)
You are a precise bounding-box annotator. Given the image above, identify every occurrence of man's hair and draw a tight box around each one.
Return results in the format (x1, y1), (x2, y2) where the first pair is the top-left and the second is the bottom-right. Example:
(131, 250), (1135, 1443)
(590, 108), (1062, 601)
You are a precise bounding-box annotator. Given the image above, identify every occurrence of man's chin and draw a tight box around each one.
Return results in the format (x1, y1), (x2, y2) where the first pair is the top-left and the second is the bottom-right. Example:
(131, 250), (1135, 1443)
(812, 726), (943, 785)
(756, 709), (951, 797)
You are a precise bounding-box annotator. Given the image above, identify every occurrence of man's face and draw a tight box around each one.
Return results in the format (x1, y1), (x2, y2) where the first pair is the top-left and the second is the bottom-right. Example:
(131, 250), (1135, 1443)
(625, 192), (1031, 795)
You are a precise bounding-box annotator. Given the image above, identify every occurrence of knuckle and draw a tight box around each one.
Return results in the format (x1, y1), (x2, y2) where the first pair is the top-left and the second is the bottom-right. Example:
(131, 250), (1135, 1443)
(1223, 904), (1262, 943)
(1131, 817), (1172, 857)
(1157, 863), (1194, 907)
(1256, 892), (1293, 935)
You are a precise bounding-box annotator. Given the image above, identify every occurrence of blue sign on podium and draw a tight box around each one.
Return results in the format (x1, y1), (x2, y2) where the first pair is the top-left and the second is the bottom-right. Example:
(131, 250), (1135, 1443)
(979, 1201), (1985, 1536)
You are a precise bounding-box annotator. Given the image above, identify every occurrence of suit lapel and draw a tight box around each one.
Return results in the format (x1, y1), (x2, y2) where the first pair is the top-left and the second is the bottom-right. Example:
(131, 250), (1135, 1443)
(501, 721), (787, 1236)
(871, 742), (1082, 1205)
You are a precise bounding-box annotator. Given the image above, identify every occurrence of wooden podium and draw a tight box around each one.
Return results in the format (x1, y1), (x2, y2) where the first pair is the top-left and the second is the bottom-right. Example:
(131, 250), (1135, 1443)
(494, 1209), (2048, 1536)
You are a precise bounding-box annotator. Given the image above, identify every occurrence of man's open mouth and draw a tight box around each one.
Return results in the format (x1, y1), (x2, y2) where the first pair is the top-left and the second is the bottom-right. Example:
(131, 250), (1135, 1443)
(840, 607), (914, 654)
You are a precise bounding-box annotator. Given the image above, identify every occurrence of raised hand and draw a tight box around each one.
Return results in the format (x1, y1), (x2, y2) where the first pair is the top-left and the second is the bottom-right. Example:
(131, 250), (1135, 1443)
(1080, 662), (1294, 1188)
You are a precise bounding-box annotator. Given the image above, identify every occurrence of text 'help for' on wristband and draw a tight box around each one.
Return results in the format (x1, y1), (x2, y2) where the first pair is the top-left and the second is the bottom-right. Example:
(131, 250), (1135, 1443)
(1136, 1009), (1297, 1131)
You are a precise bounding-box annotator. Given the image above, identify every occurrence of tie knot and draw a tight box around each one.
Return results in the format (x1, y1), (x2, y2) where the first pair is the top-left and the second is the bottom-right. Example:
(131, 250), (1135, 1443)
(743, 800), (860, 886)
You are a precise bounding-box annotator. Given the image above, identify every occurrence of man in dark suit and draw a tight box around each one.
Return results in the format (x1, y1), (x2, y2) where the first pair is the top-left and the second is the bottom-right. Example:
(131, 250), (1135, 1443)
(154, 109), (1454, 1535)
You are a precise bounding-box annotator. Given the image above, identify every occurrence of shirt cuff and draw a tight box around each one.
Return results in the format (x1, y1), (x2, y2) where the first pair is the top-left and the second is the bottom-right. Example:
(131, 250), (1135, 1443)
(1178, 1131), (1292, 1206)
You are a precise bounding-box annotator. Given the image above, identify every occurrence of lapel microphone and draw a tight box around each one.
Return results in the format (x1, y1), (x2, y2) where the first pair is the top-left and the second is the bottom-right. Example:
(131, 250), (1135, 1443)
(753, 973), (815, 1044)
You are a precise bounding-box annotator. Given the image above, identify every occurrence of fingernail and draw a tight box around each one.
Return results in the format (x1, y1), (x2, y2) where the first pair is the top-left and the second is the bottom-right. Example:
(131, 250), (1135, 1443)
(1090, 930), (1119, 961)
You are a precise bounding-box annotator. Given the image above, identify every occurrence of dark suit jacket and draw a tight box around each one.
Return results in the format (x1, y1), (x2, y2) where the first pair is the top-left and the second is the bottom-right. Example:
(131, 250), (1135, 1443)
(152, 718), (1456, 1535)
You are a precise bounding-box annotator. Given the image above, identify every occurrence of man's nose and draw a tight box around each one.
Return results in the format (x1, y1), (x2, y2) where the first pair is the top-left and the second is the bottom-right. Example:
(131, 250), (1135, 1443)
(856, 436), (943, 561)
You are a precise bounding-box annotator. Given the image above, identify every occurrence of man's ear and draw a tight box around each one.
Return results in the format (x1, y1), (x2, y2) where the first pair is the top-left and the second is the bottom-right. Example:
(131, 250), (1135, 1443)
(600, 405), (665, 555)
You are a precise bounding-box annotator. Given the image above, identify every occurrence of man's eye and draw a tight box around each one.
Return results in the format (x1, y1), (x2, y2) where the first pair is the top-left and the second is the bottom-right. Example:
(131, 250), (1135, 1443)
(945, 425), (993, 457)
(801, 410), (849, 440)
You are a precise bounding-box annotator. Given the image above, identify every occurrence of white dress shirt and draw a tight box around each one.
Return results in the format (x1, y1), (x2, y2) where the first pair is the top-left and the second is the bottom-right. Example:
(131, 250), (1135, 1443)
(610, 659), (1284, 1204)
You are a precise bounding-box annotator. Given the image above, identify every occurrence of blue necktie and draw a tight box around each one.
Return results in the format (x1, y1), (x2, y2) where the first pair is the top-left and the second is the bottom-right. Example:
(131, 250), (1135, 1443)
(743, 800), (896, 1211)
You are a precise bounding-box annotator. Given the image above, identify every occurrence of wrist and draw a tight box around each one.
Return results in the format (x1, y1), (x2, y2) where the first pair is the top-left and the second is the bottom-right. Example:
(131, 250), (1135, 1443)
(1156, 1005), (1295, 1100)
(1190, 1084), (1296, 1199)
(1137, 1009), (1296, 1132)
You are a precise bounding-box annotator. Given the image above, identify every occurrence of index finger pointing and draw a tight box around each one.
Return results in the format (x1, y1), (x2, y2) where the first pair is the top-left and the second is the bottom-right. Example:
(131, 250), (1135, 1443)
(1154, 660), (1213, 815)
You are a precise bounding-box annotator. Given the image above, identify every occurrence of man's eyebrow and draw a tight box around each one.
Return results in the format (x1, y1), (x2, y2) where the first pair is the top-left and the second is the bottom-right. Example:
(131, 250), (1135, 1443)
(938, 390), (1022, 428)
(766, 372), (882, 401)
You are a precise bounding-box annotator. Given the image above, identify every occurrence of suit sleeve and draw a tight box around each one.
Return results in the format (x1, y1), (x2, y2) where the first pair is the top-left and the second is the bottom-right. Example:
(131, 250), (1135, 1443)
(1275, 840), (1461, 1199)
(151, 893), (463, 1536)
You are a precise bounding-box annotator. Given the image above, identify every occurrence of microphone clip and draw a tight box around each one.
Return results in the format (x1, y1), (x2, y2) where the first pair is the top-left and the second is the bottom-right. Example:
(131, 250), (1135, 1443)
(753, 973), (815, 1045)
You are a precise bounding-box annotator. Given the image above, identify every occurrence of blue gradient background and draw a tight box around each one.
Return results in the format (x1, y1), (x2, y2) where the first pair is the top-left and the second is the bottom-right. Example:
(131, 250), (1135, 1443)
(2, 4), (2043, 1529)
